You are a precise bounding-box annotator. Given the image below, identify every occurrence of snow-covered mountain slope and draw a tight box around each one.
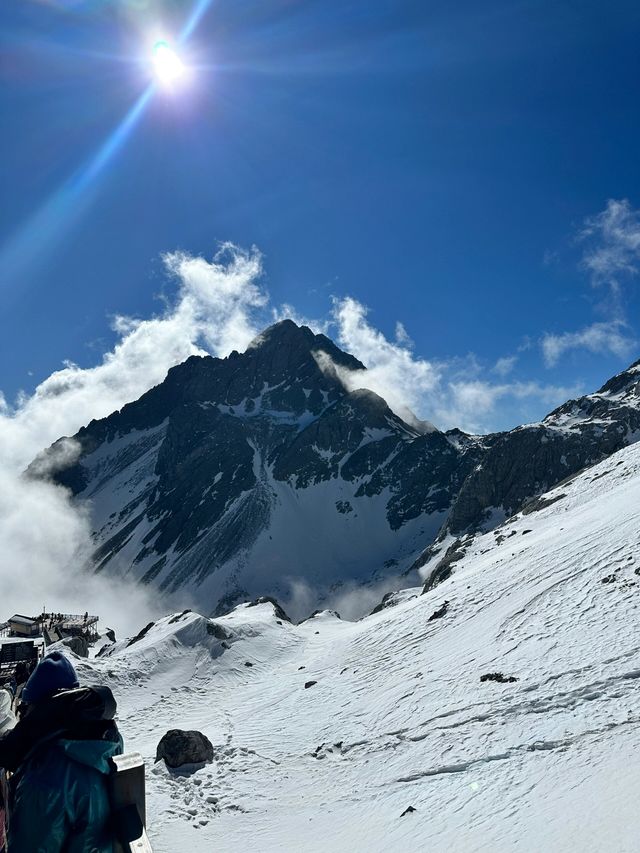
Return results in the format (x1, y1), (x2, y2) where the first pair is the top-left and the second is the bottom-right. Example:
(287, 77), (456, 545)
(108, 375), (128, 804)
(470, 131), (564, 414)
(40, 320), (483, 615)
(76, 439), (640, 852)
(438, 357), (640, 539)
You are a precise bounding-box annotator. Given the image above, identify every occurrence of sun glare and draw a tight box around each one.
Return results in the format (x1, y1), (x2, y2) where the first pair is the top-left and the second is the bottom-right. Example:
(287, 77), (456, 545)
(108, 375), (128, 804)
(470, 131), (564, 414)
(152, 40), (186, 87)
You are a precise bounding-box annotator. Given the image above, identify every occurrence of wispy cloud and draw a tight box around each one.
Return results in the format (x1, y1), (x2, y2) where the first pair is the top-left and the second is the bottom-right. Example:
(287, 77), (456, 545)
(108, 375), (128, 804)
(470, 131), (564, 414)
(541, 320), (637, 367)
(580, 198), (640, 293)
(432, 378), (582, 433)
(537, 199), (640, 366)
(1, 245), (264, 473)
(492, 355), (518, 377)
(331, 296), (442, 428)
(325, 295), (577, 433)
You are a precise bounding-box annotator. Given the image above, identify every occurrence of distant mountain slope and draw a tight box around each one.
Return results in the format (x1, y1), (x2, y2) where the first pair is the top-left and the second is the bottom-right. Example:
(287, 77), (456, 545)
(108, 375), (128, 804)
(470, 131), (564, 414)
(440, 357), (640, 537)
(79, 439), (640, 852)
(37, 321), (639, 615)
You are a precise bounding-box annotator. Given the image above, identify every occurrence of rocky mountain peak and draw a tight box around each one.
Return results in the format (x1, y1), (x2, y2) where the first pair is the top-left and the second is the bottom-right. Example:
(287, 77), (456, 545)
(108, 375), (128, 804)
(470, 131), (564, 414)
(37, 320), (640, 615)
(156, 319), (366, 420)
(595, 357), (640, 398)
(248, 319), (365, 371)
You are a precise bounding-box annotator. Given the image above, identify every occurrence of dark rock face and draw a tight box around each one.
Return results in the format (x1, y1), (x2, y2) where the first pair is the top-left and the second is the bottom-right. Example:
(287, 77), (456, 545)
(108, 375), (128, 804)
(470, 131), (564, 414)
(156, 729), (214, 768)
(60, 636), (89, 658)
(206, 621), (232, 640)
(428, 601), (449, 621)
(420, 539), (470, 593)
(127, 622), (155, 648)
(444, 360), (640, 536)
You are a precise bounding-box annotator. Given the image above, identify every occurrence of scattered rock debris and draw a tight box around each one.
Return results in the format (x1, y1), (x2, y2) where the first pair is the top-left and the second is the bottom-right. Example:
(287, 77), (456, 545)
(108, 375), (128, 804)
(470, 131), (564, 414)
(601, 574), (617, 584)
(312, 741), (345, 760)
(428, 601), (450, 621)
(480, 672), (518, 684)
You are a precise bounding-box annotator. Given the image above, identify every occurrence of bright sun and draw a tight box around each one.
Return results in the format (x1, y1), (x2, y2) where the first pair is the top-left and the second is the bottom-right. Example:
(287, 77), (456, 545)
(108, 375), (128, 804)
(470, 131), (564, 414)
(152, 40), (186, 87)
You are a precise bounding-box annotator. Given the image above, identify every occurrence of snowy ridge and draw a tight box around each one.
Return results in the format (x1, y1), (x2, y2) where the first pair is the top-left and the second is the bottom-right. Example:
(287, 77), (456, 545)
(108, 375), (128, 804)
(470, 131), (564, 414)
(77, 440), (640, 852)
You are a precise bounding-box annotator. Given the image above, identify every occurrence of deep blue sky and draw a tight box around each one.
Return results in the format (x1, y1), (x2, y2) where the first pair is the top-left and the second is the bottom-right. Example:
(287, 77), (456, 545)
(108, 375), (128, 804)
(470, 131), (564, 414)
(1, 0), (639, 427)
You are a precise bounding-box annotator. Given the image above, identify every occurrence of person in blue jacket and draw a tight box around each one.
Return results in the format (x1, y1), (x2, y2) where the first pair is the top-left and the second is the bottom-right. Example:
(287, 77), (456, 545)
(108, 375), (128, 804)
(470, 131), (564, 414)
(0, 651), (123, 852)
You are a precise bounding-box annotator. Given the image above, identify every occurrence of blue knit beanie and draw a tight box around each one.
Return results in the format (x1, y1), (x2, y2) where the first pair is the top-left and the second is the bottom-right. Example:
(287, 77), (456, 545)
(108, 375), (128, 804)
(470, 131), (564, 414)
(22, 651), (79, 705)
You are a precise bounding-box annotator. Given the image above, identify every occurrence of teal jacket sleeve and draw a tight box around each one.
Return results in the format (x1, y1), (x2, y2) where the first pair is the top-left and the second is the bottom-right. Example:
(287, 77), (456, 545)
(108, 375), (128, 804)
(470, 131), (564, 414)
(8, 762), (69, 853)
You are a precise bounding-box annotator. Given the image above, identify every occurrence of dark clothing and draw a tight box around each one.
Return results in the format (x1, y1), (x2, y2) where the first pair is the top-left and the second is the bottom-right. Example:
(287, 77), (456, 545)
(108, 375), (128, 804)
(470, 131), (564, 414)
(0, 686), (123, 853)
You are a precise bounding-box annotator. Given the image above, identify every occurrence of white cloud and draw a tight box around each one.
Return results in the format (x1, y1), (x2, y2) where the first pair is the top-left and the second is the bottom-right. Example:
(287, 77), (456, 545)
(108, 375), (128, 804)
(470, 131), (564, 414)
(537, 200), (640, 368)
(1, 244), (264, 472)
(493, 355), (518, 377)
(282, 575), (414, 622)
(324, 295), (576, 433)
(331, 296), (442, 428)
(432, 379), (582, 434)
(541, 321), (636, 368)
(581, 198), (640, 291)
(0, 244), (267, 634)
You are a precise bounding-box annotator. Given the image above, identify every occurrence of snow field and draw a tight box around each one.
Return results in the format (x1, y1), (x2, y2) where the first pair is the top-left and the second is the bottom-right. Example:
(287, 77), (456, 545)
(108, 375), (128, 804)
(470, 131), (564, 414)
(78, 441), (640, 852)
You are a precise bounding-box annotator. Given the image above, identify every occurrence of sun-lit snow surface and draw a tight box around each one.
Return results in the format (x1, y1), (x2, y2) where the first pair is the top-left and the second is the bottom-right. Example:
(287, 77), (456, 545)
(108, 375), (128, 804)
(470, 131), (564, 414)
(76, 441), (640, 852)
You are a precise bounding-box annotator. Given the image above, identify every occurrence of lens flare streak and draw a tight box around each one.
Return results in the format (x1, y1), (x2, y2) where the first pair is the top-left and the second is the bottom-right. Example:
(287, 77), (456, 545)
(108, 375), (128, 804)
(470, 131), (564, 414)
(180, 0), (216, 43)
(0, 0), (212, 289)
(0, 87), (153, 289)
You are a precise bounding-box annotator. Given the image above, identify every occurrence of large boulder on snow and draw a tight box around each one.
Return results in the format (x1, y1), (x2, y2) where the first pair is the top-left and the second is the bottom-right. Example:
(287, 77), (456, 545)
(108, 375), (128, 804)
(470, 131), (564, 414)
(155, 729), (214, 768)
